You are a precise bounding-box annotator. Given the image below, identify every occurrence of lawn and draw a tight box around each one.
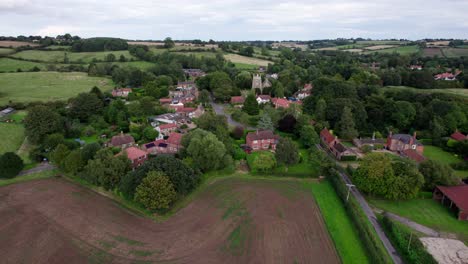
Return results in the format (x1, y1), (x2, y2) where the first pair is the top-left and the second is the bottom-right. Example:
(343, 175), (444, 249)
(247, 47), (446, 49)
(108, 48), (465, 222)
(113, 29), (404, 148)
(369, 198), (468, 242)
(224, 53), (272, 67)
(305, 180), (370, 264)
(423, 145), (468, 178)
(11, 50), (137, 63)
(97, 61), (156, 70)
(0, 58), (46, 72)
(230, 62), (258, 69)
(0, 48), (14, 55)
(0, 123), (25, 154)
(364, 45), (420, 55)
(7, 110), (27, 122)
(0, 169), (58, 187)
(0, 72), (114, 105)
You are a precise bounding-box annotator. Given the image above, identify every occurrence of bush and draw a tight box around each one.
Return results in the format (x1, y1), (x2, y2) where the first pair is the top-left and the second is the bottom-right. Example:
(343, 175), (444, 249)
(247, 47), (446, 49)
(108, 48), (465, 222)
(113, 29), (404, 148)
(0, 152), (24, 179)
(381, 216), (437, 264)
(247, 152), (276, 173)
(134, 171), (177, 211)
(340, 155), (357, 161)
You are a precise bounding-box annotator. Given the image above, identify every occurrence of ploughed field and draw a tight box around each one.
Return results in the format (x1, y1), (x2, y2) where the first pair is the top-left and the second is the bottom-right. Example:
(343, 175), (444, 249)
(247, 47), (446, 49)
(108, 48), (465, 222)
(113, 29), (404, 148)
(0, 177), (339, 264)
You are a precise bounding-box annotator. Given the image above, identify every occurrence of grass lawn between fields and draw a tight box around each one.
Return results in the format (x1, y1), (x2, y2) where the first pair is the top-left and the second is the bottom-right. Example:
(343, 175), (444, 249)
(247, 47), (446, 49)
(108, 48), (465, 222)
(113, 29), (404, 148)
(0, 71), (114, 105)
(11, 50), (137, 63)
(0, 169), (58, 187)
(423, 145), (468, 178)
(369, 198), (468, 243)
(305, 180), (370, 264)
(0, 123), (25, 154)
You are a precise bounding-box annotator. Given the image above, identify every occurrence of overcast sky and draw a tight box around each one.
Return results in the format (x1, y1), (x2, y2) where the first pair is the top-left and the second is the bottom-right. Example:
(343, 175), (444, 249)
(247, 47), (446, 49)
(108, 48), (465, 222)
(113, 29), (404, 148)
(1, 0), (467, 41)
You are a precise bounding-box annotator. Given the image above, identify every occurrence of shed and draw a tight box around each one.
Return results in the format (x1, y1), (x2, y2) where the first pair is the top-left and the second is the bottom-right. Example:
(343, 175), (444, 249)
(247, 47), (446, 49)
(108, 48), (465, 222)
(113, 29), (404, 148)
(433, 185), (468, 220)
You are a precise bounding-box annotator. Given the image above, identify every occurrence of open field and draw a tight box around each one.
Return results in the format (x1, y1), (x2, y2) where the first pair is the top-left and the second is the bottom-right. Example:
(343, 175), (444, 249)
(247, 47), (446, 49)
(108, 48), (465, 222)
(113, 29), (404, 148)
(0, 72), (114, 105)
(0, 48), (14, 55)
(369, 198), (468, 242)
(364, 45), (420, 55)
(364, 45), (396, 50)
(0, 123), (25, 154)
(224, 53), (272, 67)
(0, 57), (46, 72)
(423, 48), (444, 57)
(0, 41), (39, 48)
(357, 40), (409, 45)
(423, 145), (468, 179)
(441, 48), (468, 58)
(11, 50), (137, 63)
(382, 86), (468, 99)
(0, 176), (340, 263)
(43, 45), (71, 50)
(306, 180), (370, 263)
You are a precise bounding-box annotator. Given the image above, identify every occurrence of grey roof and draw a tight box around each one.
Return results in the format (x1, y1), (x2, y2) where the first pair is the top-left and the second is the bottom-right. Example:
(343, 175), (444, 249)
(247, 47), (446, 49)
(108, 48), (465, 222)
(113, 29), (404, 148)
(392, 134), (422, 146)
(334, 142), (348, 153)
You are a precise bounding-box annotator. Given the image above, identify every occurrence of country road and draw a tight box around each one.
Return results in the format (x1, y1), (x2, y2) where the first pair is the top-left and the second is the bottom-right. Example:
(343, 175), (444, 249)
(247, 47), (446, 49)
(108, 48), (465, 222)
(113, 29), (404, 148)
(18, 162), (55, 176)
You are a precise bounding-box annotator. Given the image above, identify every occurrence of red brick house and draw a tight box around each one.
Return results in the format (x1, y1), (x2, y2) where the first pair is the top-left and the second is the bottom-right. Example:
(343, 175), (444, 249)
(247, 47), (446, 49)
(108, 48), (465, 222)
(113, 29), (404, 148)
(143, 132), (183, 155)
(109, 132), (135, 149)
(159, 98), (172, 105)
(246, 130), (280, 151)
(433, 185), (468, 220)
(320, 128), (356, 160)
(451, 130), (467, 141)
(122, 147), (148, 168)
(271, 98), (290, 109)
(111, 88), (132, 98)
(386, 132), (424, 154)
(231, 96), (245, 105)
(158, 123), (177, 136)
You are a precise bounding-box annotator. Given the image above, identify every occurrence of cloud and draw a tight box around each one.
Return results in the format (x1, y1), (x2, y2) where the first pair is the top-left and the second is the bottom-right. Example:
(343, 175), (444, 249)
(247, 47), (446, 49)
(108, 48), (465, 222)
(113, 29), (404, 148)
(0, 0), (467, 40)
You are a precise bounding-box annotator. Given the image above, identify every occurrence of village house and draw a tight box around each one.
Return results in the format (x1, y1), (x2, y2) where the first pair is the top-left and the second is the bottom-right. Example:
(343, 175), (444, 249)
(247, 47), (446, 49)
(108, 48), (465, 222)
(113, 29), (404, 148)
(320, 128), (356, 160)
(121, 146), (148, 169)
(386, 132), (426, 163)
(109, 132), (134, 149)
(433, 185), (468, 220)
(157, 123), (177, 137)
(143, 132), (183, 155)
(271, 98), (302, 109)
(246, 130), (280, 151)
(256, 95), (271, 104)
(111, 88), (132, 98)
(434, 71), (461, 81)
(451, 130), (467, 141)
(231, 96), (245, 106)
(159, 98), (172, 105)
(294, 83), (313, 100)
(183, 69), (206, 78)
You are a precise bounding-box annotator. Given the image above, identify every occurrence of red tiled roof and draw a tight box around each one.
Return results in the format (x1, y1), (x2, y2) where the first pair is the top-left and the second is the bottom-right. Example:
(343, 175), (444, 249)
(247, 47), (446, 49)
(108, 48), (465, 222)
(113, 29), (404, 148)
(176, 107), (196, 113)
(257, 95), (271, 100)
(111, 134), (134, 146)
(272, 98), (290, 108)
(159, 98), (172, 103)
(451, 131), (467, 141)
(320, 128), (335, 145)
(124, 147), (147, 160)
(303, 83), (313, 90)
(402, 149), (426, 163)
(166, 132), (182, 145)
(159, 123), (177, 130)
(246, 130), (279, 142)
(230, 96), (245, 104)
(436, 185), (468, 212)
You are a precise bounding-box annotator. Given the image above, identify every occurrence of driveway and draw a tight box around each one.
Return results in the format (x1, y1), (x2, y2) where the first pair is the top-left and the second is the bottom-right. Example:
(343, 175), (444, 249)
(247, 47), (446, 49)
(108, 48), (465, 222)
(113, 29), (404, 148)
(209, 97), (255, 130)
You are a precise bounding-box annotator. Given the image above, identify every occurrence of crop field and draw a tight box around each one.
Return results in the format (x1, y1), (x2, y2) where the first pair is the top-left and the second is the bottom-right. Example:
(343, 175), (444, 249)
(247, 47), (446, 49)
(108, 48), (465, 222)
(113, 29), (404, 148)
(0, 41), (39, 48)
(0, 176), (340, 263)
(224, 53), (272, 67)
(0, 123), (25, 154)
(357, 40), (409, 45)
(441, 48), (468, 58)
(364, 45), (420, 55)
(364, 45), (396, 50)
(11, 50), (137, 63)
(423, 48), (444, 57)
(0, 48), (14, 55)
(0, 72), (114, 105)
(0, 58), (46, 72)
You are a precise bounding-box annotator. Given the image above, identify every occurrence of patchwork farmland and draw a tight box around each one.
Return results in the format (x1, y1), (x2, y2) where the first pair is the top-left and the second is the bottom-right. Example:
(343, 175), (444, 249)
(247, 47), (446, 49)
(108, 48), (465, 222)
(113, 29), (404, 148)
(0, 177), (341, 263)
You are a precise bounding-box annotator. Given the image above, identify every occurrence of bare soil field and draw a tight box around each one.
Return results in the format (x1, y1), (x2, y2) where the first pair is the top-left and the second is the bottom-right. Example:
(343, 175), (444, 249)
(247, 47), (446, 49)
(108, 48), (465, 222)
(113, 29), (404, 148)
(0, 41), (39, 48)
(423, 48), (444, 57)
(0, 177), (339, 264)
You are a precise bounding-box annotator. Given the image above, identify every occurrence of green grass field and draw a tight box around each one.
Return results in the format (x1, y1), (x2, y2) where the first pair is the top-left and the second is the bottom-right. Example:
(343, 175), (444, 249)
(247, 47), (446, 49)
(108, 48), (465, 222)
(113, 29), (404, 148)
(357, 40), (409, 45)
(11, 50), (137, 63)
(0, 123), (25, 154)
(0, 72), (114, 105)
(423, 145), (468, 178)
(43, 45), (71, 50)
(383, 86), (468, 99)
(98, 61), (156, 70)
(306, 180), (370, 264)
(0, 48), (14, 55)
(224, 53), (272, 67)
(364, 45), (420, 55)
(0, 169), (58, 187)
(0, 58), (46, 72)
(441, 48), (468, 58)
(369, 198), (468, 242)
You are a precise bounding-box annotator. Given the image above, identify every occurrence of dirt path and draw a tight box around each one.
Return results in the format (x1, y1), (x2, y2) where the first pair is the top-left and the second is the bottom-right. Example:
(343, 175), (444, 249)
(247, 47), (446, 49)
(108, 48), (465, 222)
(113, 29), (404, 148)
(0, 177), (339, 264)
(18, 162), (55, 176)
(384, 212), (440, 237)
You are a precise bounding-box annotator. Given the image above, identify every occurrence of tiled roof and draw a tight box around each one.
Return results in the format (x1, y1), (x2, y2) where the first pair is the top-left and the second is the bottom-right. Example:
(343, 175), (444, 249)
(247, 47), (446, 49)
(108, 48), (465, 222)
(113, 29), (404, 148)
(391, 134), (422, 146)
(320, 128), (335, 145)
(272, 98), (290, 108)
(246, 130), (279, 141)
(231, 96), (245, 104)
(402, 149), (426, 163)
(451, 131), (467, 141)
(166, 132), (182, 145)
(111, 134), (134, 146)
(159, 123), (177, 130)
(124, 147), (147, 160)
(436, 185), (468, 212)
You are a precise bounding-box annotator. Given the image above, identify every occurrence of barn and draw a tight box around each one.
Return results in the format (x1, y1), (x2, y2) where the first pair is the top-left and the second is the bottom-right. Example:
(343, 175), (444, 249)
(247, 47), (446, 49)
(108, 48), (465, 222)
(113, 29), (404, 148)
(433, 185), (468, 220)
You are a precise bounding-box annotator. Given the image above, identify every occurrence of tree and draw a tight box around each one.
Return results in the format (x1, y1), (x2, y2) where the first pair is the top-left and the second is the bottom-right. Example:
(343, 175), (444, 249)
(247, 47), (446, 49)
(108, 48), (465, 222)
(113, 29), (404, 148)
(164, 37), (175, 48)
(142, 126), (159, 141)
(186, 129), (230, 172)
(300, 125), (319, 148)
(82, 149), (131, 190)
(257, 112), (274, 131)
(199, 89), (210, 106)
(232, 126), (244, 139)
(135, 171), (177, 210)
(119, 54), (127, 62)
(50, 144), (70, 168)
(234, 71), (252, 89)
(81, 142), (101, 162)
(251, 152), (276, 173)
(419, 160), (459, 190)
(430, 117), (445, 146)
(242, 93), (259, 115)
(105, 53), (116, 62)
(42, 133), (66, 152)
(315, 98), (327, 122)
(278, 114), (297, 133)
(24, 105), (63, 144)
(69, 93), (103, 121)
(275, 137), (299, 170)
(337, 106), (358, 140)
(0, 152), (24, 179)
(62, 149), (85, 174)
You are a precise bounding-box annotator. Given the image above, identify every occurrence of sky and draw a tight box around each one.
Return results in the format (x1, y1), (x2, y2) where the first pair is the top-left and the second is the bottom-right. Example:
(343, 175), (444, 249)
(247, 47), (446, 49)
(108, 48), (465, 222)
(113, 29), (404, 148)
(1, 0), (467, 41)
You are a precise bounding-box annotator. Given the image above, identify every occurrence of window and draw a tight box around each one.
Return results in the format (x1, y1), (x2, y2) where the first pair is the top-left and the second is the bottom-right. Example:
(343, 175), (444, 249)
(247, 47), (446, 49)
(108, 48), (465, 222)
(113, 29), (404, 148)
(412, 145), (416, 150)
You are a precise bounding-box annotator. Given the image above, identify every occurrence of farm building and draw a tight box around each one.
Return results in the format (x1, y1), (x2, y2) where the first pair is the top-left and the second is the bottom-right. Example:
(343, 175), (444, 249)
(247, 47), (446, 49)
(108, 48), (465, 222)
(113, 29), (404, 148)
(433, 185), (468, 220)
(320, 128), (356, 160)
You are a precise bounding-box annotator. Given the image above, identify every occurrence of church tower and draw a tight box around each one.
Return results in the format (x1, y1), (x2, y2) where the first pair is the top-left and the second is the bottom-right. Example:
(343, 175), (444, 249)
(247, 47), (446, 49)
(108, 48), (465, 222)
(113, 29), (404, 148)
(252, 74), (263, 94)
